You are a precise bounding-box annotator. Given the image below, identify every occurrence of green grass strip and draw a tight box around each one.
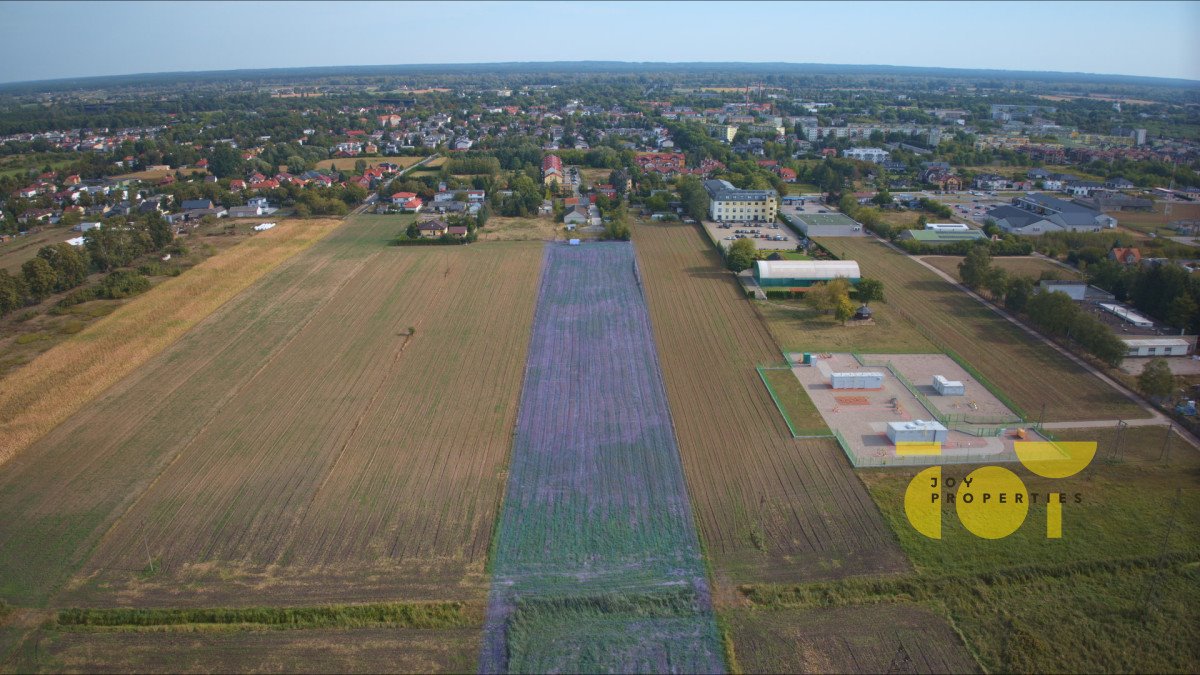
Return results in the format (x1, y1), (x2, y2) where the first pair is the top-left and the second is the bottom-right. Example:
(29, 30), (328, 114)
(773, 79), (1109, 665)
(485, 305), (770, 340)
(739, 552), (1197, 610)
(56, 601), (477, 630)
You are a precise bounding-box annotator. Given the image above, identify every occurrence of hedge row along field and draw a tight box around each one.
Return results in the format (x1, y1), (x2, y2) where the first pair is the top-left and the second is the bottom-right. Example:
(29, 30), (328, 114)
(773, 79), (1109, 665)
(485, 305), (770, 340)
(819, 237), (1145, 422)
(633, 220), (909, 585)
(0, 215), (543, 610)
(0, 217), (342, 468)
(480, 243), (723, 674)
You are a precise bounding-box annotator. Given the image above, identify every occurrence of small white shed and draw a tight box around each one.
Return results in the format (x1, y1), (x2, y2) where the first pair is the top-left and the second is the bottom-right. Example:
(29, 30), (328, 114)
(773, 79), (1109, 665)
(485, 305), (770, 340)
(830, 371), (884, 389)
(887, 420), (949, 444)
(933, 375), (965, 396)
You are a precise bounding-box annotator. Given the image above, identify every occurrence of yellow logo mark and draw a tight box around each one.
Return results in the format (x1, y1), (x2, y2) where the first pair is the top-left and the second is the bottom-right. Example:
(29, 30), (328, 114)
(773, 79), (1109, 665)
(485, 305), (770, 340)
(956, 466), (1029, 539)
(902, 441), (1096, 540)
(896, 441), (941, 456)
(1014, 441), (1097, 479)
(904, 466), (942, 539)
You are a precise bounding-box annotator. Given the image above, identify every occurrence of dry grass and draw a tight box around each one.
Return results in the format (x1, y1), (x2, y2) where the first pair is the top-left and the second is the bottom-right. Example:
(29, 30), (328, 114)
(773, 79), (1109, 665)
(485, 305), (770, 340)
(0, 218), (341, 468)
(922, 255), (1083, 283)
(0, 227), (72, 272)
(114, 168), (207, 181)
(314, 156), (424, 172)
(477, 216), (563, 242)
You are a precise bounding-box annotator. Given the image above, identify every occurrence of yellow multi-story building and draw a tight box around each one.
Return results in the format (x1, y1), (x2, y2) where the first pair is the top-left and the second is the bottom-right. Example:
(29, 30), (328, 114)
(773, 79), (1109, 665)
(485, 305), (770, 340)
(705, 179), (778, 222)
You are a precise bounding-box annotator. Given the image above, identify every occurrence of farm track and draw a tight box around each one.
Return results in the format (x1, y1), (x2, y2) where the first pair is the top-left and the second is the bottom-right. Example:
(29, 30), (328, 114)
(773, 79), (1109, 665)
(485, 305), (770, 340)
(820, 237), (1149, 423)
(0, 215), (543, 609)
(480, 243), (723, 673)
(634, 221), (908, 585)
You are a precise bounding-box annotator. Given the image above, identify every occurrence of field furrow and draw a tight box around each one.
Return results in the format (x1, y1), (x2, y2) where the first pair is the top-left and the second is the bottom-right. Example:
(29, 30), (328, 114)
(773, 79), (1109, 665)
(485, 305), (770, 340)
(634, 220), (908, 584)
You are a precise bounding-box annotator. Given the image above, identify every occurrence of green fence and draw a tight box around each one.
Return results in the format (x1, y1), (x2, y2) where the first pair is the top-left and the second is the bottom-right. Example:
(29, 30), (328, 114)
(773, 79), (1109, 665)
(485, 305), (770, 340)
(756, 365), (833, 439)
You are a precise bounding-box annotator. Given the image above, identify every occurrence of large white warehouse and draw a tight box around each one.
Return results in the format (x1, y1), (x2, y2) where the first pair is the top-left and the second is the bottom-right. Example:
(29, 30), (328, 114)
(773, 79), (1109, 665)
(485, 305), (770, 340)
(754, 260), (861, 288)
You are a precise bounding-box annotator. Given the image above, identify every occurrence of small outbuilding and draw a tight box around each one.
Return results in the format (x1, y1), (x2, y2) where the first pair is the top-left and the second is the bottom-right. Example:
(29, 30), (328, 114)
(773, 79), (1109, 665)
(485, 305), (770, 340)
(831, 371), (884, 389)
(887, 420), (949, 444)
(754, 260), (861, 288)
(933, 375), (965, 396)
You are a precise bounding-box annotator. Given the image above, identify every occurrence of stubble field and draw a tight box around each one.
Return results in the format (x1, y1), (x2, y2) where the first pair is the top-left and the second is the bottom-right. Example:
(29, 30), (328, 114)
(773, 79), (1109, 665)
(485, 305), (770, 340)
(0, 214), (543, 610)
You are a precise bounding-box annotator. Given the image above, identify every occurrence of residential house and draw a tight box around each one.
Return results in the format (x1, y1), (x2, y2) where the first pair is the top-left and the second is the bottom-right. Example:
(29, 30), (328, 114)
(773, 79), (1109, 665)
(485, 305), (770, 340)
(1065, 180), (1104, 197)
(181, 198), (214, 211)
(417, 219), (449, 238)
(542, 154), (563, 186)
(392, 192), (423, 212)
(1108, 247), (1142, 265)
(973, 173), (1007, 191)
(228, 205), (264, 218)
(842, 147), (891, 164)
(447, 225), (469, 238)
(1105, 177), (1135, 190)
(563, 205), (590, 225)
(229, 179), (246, 192)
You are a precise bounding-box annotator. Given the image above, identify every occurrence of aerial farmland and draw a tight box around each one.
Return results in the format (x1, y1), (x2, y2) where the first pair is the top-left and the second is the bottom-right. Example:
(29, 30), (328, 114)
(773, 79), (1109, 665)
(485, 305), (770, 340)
(1, 32), (1199, 674)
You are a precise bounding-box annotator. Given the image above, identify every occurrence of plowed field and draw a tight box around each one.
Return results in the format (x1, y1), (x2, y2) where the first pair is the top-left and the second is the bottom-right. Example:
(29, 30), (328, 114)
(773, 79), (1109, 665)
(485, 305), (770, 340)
(634, 220), (908, 584)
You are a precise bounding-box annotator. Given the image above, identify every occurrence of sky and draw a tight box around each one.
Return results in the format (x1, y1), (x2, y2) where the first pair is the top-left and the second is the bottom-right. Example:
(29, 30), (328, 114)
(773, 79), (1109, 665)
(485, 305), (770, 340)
(0, 1), (1198, 84)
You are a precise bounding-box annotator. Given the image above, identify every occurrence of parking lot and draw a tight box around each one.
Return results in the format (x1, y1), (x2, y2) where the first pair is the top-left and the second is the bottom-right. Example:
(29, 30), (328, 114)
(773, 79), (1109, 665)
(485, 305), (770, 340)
(920, 190), (1014, 224)
(701, 218), (801, 251)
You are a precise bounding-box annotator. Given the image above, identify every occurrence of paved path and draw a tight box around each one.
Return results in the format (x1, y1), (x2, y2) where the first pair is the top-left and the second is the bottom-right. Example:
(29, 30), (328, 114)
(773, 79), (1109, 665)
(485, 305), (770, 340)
(873, 236), (1199, 449)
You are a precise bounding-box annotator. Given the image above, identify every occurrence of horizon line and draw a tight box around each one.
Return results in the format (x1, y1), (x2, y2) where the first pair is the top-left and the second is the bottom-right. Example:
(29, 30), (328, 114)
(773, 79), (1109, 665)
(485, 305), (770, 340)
(2, 60), (1198, 89)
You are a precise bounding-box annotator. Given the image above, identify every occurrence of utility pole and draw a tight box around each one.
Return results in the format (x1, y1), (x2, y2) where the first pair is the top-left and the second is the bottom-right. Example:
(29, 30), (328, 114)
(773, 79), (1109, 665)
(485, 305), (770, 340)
(141, 523), (155, 575)
(1141, 487), (1182, 620)
(1159, 424), (1173, 464)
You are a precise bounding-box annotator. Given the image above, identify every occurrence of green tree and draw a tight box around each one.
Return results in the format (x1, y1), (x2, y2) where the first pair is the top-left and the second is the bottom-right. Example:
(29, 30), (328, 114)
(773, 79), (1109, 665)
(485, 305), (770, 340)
(834, 295), (856, 324)
(1166, 293), (1197, 331)
(855, 277), (885, 304)
(1004, 277), (1034, 313)
(983, 266), (1009, 299)
(958, 244), (992, 290)
(726, 238), (757, 272)
(209, 145), (243, 179)
(37, 243), (91, 291)
(872, 190), (893, 207)
(1026, 290), (1079, 337)
(0, 269), (25, 315)
(1137, 358), (1175, 400)
(21, 256), (57, 301)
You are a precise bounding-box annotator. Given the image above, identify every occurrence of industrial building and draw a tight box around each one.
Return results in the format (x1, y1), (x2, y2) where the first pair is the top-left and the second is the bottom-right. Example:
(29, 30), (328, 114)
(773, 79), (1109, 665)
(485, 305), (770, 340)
(704, 179), (779, 222)
(753, 260), (861, 288)
(933, 375), (965, 396)
(900, 228), (987, 245)
(985, 193), (1117, 235)
(830, 371), (884, 389)
(1099, 303), (1154, 328)
(887, 420), (949, 444)
(1120, 338), (1191, 358)
(1036, 280), (1115, 302)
